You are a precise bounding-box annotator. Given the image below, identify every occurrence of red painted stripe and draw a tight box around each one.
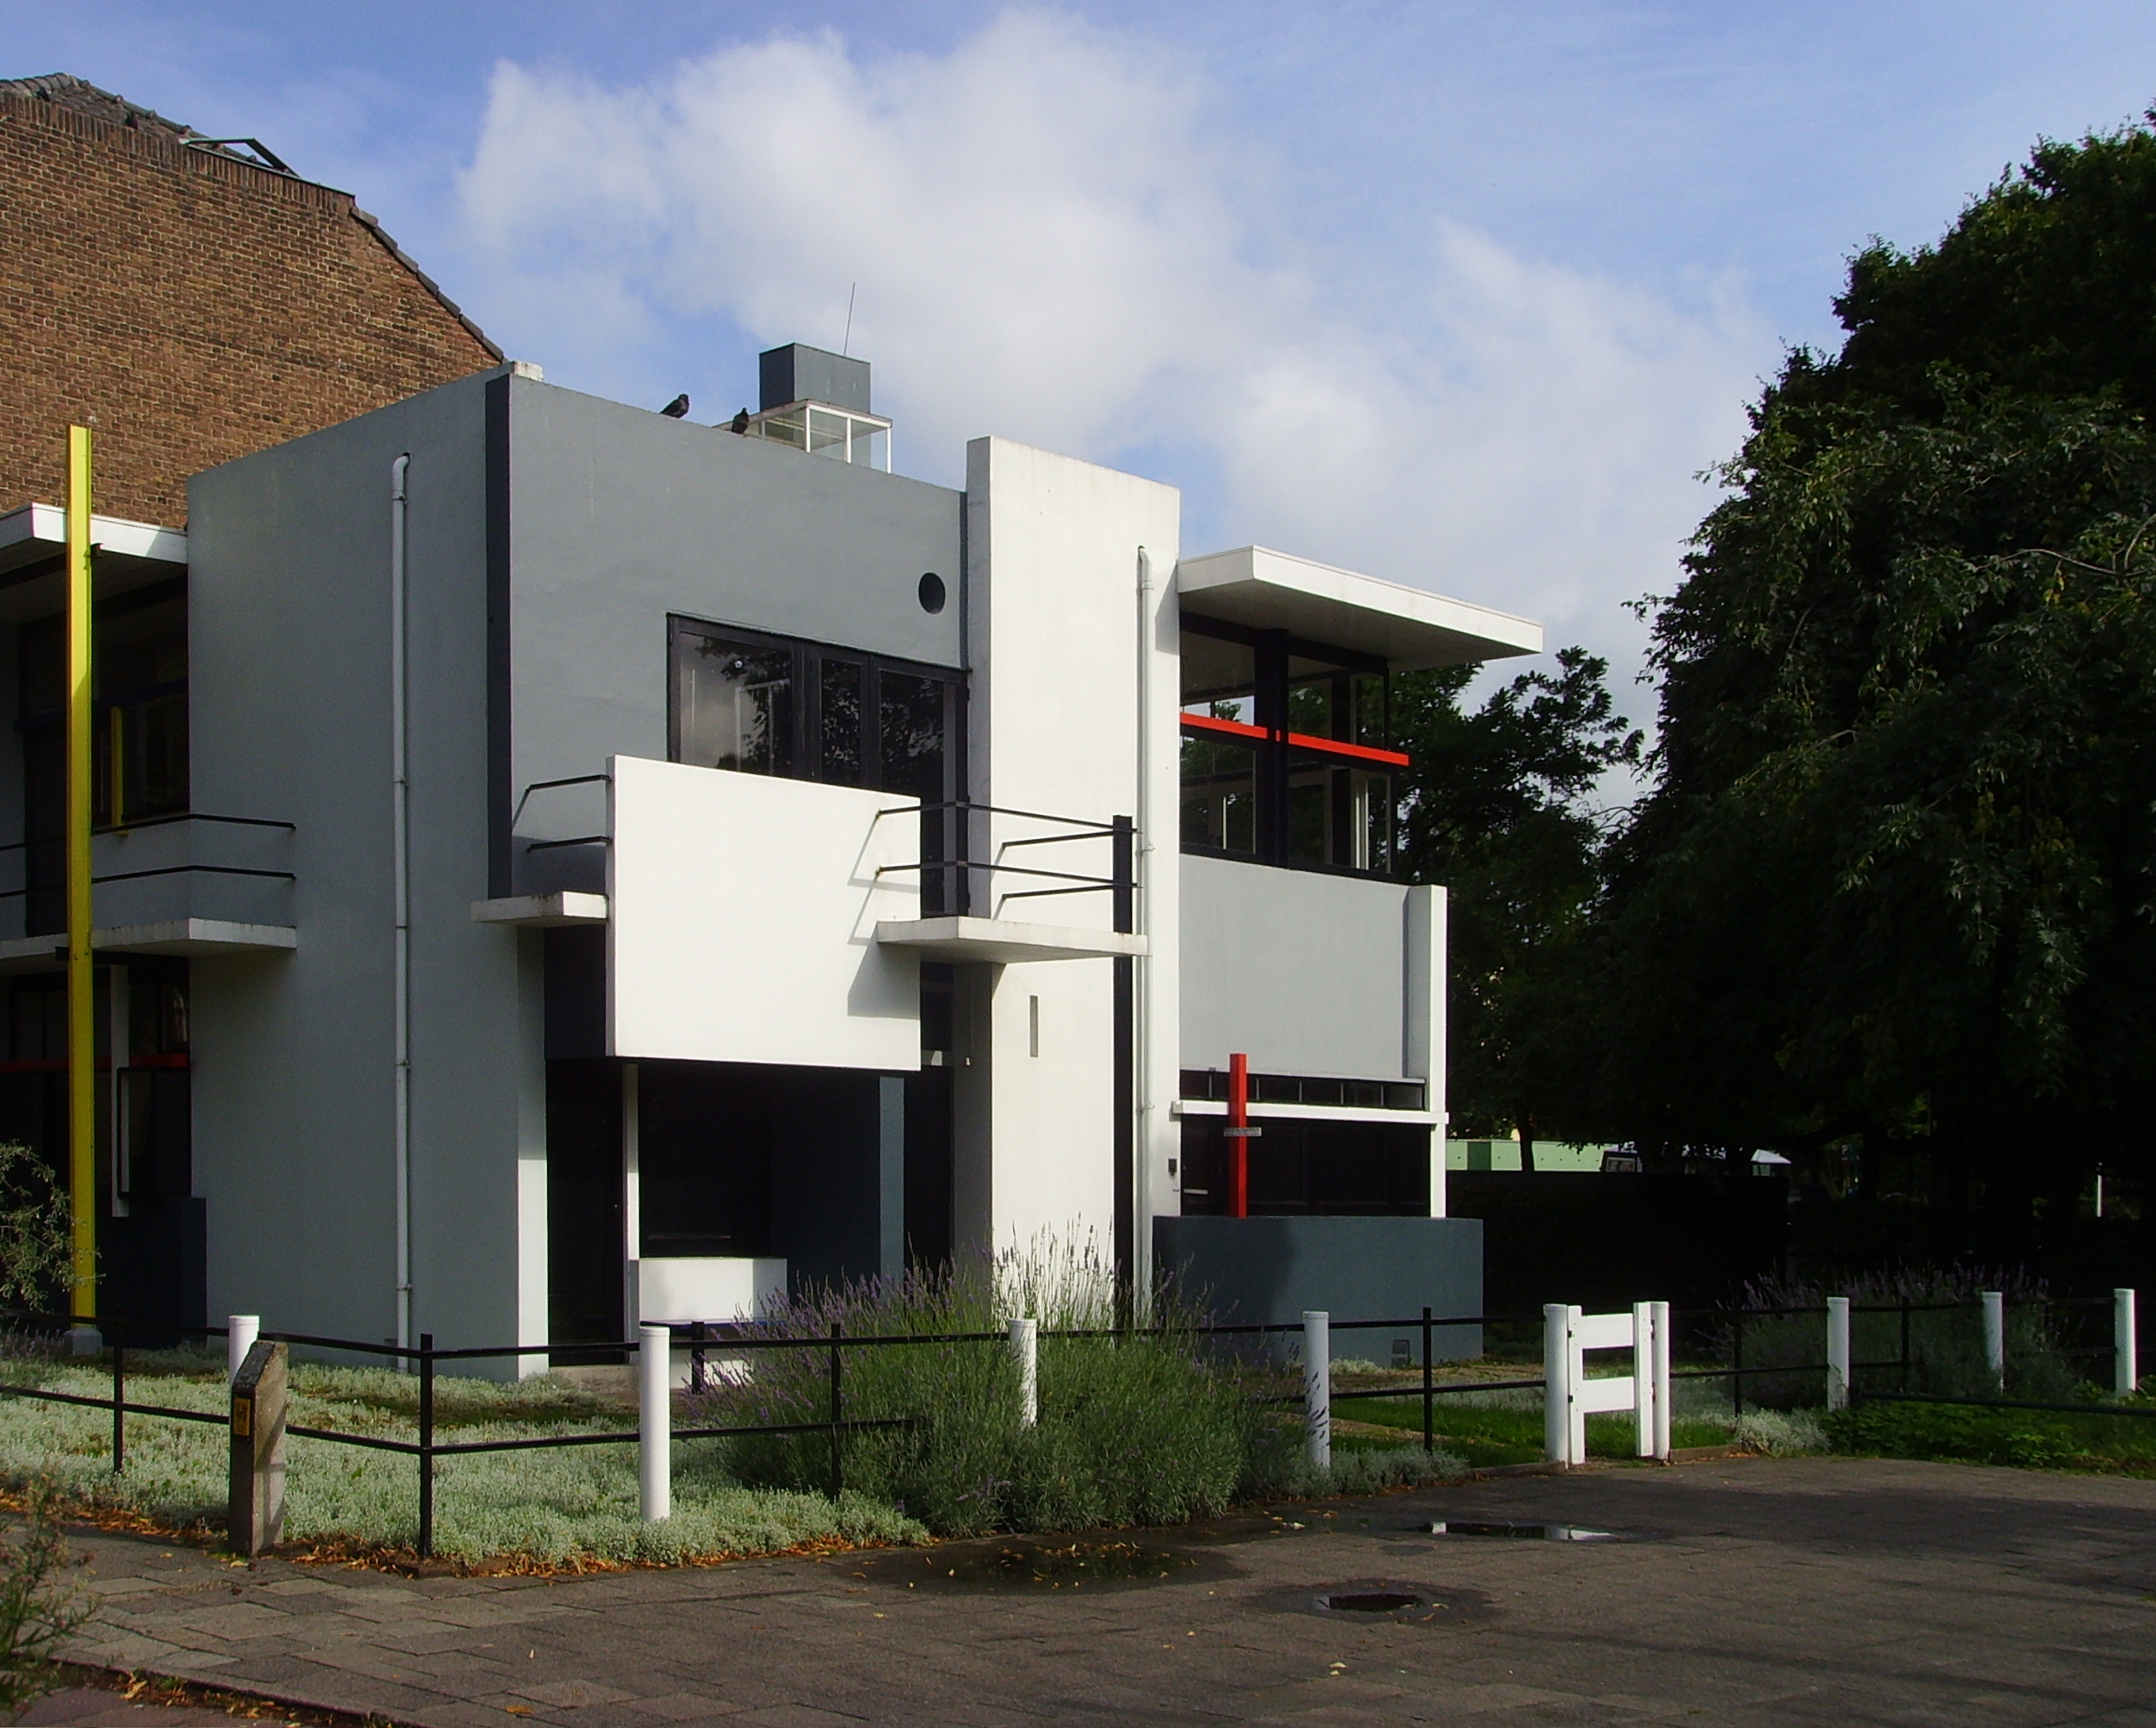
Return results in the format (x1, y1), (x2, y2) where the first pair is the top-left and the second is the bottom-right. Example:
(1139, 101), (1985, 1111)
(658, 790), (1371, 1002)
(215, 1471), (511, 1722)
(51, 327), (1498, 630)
(1179, 711), (1409, 768)
(1285, 730), (1410, 768)
(1178, 711), (1266, 742)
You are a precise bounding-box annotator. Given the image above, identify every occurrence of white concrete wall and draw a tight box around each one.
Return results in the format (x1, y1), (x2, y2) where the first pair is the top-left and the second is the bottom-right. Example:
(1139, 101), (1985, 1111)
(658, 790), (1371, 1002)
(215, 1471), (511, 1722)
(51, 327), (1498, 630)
(606, 755), (919, 1069)
(957, 439), (1180, 1273)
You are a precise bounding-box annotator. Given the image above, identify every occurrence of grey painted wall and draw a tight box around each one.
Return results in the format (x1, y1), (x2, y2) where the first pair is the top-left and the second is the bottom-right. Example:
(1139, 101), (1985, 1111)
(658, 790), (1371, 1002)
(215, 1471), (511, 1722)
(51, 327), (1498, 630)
(188, 371), (523, 1350)
(181, 370), (966, 1351)
(501, 378), (963, 887)
(1179, 853), (1418, 1080)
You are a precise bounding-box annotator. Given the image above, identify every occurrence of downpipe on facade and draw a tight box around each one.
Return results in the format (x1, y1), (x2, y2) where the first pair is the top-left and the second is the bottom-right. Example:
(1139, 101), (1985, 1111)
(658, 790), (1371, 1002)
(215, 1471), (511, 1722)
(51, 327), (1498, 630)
(390, 454), (413, 1351)
(1133, 545), (1156, 1307)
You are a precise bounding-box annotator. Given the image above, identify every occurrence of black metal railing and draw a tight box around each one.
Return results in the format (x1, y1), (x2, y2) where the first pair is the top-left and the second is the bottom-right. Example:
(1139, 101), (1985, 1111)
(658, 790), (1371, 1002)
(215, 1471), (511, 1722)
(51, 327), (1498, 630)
(877, 802), (1134, 928)
(3, 1292), (2139, 1559)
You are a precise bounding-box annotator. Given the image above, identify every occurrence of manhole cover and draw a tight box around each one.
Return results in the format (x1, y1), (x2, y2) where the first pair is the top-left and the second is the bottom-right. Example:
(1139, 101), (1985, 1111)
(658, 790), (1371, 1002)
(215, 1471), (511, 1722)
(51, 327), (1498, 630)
(1421, 1520), (1618, 1542)
(1324, 1590), (1420, 1612)
(1264, 1580), (1495, 1624)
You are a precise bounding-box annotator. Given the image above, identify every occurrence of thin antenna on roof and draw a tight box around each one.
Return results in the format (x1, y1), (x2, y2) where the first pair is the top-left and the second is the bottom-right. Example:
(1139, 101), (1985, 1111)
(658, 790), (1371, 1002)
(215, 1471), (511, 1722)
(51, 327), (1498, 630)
(842, 282), (857, 357)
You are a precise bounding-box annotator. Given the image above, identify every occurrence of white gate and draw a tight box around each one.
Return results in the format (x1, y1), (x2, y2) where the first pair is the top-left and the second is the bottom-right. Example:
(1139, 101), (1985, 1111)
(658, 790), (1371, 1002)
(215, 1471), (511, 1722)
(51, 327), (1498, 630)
(1543, 1302), (1671, 1466)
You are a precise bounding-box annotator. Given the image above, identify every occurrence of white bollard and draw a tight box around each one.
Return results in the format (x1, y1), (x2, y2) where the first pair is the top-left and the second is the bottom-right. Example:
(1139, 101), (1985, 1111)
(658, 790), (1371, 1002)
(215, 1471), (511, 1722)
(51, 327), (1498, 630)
(2119, 1289), (2140, 1398)
(638, 1323), (671, 1522)
(1825, 1297), (1851, 1412)
(1302, 1311), (1331, 1475)
(1632, 1302), (1656, 1459)
(1009, 1316), (1038, 1427)
(227, 1315), (259, 1383)
(1651, 1300), (1672, 1460)
(1980, 1291), (2005, 1393)
(1542, 1304), (1571, 1465)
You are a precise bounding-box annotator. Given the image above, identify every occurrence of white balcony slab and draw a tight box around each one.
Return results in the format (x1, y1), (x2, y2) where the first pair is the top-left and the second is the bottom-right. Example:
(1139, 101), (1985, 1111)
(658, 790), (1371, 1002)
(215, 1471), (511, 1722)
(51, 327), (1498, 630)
(876, 916), (1147, 964)
(471, 892), (609, 927)
(0, 918), (297, 968)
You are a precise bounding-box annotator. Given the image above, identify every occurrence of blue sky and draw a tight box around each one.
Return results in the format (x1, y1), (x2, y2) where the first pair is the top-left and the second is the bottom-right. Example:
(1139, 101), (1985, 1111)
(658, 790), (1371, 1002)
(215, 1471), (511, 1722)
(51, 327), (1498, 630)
(12, 3), (2156, 738)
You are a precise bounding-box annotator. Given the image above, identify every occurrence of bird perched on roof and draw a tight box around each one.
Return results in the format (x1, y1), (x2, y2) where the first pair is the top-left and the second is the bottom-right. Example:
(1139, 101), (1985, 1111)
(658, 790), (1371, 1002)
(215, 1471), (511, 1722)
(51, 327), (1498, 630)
(659, 394), (690, 419)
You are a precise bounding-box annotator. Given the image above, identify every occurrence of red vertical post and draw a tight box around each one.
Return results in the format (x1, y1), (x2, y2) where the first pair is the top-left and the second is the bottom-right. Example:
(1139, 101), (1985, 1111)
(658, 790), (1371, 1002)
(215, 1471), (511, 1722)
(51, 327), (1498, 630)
(1228, 1051), (1250, 1219)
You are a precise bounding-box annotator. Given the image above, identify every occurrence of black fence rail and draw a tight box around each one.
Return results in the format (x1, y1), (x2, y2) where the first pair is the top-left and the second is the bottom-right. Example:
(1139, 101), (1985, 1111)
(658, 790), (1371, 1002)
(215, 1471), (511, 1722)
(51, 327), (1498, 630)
(0, 1292), (2138, 1558)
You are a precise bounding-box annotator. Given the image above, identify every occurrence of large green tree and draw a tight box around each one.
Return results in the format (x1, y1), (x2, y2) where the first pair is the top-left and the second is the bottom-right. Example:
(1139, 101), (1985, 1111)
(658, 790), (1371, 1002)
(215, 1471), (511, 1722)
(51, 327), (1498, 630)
(1392, 648), (1639, 1147)
(1588, 113), (2156, 1202)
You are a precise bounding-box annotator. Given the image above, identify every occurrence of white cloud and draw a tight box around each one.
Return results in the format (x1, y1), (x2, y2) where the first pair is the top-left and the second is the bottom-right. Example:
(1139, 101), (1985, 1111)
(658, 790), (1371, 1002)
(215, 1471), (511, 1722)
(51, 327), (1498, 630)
(456, 8), (1774, 713)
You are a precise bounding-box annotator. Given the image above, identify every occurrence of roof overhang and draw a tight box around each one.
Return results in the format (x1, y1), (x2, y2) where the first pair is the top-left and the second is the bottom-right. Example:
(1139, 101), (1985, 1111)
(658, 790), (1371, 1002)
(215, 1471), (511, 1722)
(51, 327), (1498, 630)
(1176, 545), (1541, 671)
(0, 504), (188, 623)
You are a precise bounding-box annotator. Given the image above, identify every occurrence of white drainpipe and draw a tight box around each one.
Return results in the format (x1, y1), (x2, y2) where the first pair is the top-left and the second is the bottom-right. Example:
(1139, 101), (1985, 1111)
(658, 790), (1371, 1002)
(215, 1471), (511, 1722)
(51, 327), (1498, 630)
(390, 453), (413, 1351)
(1133, 545), (1156, 1305)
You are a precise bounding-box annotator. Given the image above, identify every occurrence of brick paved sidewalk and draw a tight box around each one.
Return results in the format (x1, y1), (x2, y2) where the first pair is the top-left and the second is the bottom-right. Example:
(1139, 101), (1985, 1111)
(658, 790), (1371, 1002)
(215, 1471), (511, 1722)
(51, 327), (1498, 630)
(58, 1457), (2156, 1727)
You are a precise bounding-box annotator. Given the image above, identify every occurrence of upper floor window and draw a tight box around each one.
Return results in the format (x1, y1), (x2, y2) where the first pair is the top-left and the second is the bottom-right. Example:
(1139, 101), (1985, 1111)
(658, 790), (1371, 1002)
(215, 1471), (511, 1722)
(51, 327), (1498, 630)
(1179, 614), (1402, 876)
(669, 616), (961, 804)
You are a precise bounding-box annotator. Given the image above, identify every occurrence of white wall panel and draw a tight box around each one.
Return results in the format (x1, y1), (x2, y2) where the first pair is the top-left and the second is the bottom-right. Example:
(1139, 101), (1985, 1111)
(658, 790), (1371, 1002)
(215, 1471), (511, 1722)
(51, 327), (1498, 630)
(960, 440), (1182, 1265)
(607, 755), (919, 1069)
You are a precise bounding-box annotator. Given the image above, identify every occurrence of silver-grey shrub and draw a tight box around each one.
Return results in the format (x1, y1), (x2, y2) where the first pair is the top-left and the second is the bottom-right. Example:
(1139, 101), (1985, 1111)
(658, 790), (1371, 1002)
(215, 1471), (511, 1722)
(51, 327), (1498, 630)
(699, 1244), (1255, 1536)
(1725, 1267), (2083, 1405)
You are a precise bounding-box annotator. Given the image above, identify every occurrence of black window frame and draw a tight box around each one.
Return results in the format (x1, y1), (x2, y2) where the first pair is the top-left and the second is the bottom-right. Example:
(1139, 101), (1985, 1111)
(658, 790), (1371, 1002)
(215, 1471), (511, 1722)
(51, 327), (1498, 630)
(666, 615), (966, 803)
(1178, 611), (1398, 877)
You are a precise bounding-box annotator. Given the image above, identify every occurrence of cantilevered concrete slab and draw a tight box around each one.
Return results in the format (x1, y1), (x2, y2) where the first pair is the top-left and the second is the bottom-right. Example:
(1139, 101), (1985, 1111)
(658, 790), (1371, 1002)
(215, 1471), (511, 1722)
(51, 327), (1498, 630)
(1177, 544), (1541, 671)
(877, 916), (1147, 964)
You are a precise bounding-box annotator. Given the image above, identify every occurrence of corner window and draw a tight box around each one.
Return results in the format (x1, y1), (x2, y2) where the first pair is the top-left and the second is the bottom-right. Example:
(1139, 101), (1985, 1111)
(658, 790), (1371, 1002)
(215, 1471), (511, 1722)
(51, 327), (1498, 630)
(1179, 614), (1401, 876)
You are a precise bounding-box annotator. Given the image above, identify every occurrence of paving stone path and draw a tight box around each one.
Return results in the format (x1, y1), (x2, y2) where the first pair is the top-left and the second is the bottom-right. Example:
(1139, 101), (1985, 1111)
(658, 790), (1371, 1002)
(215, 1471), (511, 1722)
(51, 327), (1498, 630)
(57, 1456), (2156, 1726)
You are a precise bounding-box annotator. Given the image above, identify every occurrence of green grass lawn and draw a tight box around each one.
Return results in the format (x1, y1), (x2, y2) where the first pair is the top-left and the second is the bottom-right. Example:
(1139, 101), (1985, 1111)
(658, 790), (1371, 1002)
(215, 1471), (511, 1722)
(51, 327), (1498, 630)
(1825, 1398), (2156, 1474)
(1335, 1388), (1739, 1467)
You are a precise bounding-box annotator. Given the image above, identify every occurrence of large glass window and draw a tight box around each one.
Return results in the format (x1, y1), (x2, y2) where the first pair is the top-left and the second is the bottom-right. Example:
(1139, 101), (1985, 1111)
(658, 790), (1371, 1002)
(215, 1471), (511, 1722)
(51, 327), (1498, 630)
(675, 634), (795, 776)
(1180, 615), (1401, 876)
(668, 617), (962, 804)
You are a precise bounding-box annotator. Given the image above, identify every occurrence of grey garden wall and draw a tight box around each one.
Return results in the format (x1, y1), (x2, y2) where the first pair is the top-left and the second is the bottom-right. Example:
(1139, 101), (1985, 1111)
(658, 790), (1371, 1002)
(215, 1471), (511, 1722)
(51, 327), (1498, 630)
(1153, 1215), (1482, 1362)
(1178, 852), (1420, 1080)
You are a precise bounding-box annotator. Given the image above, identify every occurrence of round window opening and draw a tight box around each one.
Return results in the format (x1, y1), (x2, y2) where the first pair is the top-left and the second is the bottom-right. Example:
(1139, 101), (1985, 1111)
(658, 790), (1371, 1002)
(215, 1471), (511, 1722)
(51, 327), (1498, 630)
(918, 572), (947, 615)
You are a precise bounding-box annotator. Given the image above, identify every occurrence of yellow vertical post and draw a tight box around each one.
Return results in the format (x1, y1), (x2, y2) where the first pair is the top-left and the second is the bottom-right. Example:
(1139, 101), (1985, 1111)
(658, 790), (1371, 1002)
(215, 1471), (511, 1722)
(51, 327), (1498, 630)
(65, 426), (96, 1324)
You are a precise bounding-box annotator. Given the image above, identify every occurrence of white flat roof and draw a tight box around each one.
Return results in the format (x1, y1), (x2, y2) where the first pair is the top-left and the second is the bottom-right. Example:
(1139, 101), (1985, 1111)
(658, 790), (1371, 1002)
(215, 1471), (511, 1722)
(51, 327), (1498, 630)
(0, 503), (187, 575)
(1177, 545), (1541, 671)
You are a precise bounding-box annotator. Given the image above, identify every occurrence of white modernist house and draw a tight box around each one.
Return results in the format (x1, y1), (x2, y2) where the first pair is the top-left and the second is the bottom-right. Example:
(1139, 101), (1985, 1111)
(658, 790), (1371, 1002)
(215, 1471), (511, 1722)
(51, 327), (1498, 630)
(0, 344), (1540, 1359)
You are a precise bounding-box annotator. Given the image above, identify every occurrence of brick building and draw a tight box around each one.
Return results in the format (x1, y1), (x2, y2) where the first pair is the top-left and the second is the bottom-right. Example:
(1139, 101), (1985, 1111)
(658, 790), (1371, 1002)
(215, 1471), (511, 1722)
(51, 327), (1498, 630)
(0, 74), (500, 526)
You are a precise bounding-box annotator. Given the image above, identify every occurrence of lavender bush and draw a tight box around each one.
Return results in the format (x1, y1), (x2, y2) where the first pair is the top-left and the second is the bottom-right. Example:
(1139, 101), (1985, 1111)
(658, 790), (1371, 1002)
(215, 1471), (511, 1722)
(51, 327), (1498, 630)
(694, 1242), (1256, 1536)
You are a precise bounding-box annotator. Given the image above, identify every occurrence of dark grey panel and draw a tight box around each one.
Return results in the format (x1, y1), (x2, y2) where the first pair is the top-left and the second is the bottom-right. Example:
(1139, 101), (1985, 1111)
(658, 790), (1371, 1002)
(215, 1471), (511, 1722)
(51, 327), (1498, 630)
(761, 344), (870, 413)
(1153, 1214), (1482, 1361)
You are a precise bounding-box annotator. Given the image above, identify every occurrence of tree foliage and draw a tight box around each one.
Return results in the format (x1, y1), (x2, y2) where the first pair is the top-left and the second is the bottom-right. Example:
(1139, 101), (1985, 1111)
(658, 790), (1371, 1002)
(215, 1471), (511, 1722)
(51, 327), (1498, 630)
(1392, 648), (1639, 1142)
(1586, 112), (2156, 1192)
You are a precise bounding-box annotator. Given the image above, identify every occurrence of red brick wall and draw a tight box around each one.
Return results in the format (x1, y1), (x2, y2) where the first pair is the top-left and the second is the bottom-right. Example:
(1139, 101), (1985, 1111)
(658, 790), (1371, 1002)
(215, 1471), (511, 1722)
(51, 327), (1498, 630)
(0, 93), (501, 528)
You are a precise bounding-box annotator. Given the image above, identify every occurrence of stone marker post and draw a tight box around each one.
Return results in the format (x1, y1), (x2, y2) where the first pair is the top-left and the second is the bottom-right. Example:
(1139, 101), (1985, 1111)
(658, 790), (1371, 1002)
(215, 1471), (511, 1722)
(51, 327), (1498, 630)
(229, 1339), (288, 1557)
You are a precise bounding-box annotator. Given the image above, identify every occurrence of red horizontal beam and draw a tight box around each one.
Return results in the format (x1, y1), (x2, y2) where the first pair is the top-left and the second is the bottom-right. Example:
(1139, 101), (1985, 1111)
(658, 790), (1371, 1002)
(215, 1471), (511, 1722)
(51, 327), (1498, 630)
(1179, 712), (1409, 769)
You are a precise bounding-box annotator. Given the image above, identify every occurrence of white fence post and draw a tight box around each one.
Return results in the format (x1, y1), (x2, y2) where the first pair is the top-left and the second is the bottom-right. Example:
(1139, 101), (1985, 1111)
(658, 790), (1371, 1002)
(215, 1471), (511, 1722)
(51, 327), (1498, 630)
(1651, 1300), (1672, 1460)
(2119, 1289), (2140, 1398)
(1631, 1302), (1655, 1458)
(639, 1323), (671, 1522)
(1303, 1310), (1330, 1475)
(1980, 1291), (2005, 1392)
(227, 1315), (259, 1383)
(1825, 1296), (1851, 1412)
(1542, 1304), (1570, 1465)
(1009, 1317), (1038, 1427)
